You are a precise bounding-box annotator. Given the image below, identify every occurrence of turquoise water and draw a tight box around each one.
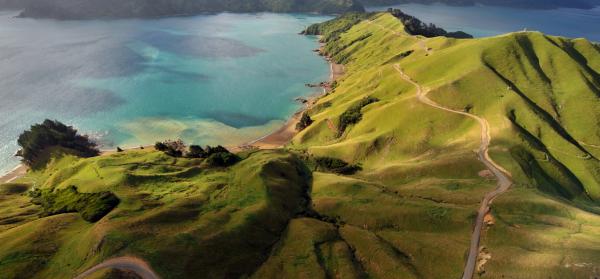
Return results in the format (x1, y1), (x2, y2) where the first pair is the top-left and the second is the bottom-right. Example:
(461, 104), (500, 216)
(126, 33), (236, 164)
(0, 12), (331, 175)
(367, 4), (600, 42)
(3, 6), (600, 176)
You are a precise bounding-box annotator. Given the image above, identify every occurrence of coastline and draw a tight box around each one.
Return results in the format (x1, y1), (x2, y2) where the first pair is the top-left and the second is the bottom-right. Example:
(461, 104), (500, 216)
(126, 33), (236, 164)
(0, 60), (344, 184)
(237, 59), (343, 150)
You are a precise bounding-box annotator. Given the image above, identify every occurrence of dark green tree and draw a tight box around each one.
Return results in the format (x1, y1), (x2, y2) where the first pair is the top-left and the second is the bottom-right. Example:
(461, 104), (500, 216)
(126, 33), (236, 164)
(17, 119), (99, 168)
(296, 112), (314, 131)
(187, 145), (206, 158)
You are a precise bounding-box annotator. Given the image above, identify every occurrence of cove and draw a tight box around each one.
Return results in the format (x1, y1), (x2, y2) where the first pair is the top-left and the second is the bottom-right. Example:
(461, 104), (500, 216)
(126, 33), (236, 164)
(0, 12), (331, 175)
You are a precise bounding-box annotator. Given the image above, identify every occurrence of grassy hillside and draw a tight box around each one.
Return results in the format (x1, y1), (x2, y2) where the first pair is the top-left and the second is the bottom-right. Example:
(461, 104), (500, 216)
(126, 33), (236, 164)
(296, 13), (600, 202)
(1, 11), (600, 279)
(288, 12), (600, 277)
(0, 148), (311, 278)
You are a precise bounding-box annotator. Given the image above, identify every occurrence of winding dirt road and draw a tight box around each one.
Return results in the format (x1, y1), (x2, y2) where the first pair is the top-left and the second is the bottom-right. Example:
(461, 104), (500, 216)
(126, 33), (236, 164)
(74, 256), (160, 279)
(393, 64), (512, 279)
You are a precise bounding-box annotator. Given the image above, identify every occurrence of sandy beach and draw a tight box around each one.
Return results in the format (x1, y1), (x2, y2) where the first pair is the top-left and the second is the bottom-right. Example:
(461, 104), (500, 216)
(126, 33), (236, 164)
(0, 164), (28, 184)
(0, 60), (344, 184)
(239, 60), (344, 150)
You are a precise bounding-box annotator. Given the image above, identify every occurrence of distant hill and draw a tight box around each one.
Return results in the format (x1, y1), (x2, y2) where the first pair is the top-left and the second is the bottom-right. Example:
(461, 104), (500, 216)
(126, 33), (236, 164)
(360, 0), (600, 9)
(0, 0), (364, 19)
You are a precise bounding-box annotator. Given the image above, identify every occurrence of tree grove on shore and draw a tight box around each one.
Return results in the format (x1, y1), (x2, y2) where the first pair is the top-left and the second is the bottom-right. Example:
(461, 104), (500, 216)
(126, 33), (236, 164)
(17, 119), (99, 168)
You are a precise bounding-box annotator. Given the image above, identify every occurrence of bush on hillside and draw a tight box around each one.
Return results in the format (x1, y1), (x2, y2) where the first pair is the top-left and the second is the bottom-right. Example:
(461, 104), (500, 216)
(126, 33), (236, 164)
(206, 152), (241, 167)
(296, 112), (314, 131)
(204, 145), (229, 156)
(315, 156), (362, 175)
(154, 140), (241, 166)
(154, 141), (168, 151)
(17, 119), (99, 168)
(154, 139), (186, 157)
(330, 80), (339, 90)
(338, 96), (379, 136)
(29, 185), (119, 222)
(388, 8), (473, 39)
(187, 145), (206, 158)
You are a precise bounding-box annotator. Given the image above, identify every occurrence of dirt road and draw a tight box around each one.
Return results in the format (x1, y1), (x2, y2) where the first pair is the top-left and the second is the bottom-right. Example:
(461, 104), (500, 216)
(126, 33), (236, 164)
(394, 64), (512, 279)
(74, 256), (160, 279)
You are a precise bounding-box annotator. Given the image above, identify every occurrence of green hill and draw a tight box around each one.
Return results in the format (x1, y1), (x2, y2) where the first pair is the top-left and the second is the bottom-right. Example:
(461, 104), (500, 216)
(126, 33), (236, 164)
(1, 11), (600, 279)
(292, 12), (600, 277)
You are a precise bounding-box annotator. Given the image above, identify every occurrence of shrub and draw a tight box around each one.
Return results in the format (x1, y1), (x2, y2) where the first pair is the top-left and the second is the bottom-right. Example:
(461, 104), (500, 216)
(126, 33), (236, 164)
(155, 140), (241, 166)
(17, 119), (99, 168)
(296, 112), (314, 131)
(187, 145), (206, 158)
(388, 8), (473, 39)
(154, 141), (168, 151)
(315, 157), (362, 175)
(338, 96), (379, 136)
(29, 185), (119, 222)
(330, 80), (338, 90)
(205, 145), (229, 156)
(155, 139), (186, 157)
(206, 152), (240, 167)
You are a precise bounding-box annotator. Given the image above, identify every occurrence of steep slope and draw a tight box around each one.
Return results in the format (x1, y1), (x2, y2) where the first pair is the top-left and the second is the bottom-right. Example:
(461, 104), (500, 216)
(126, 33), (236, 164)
(295, 13), (600, 203)
(0, 149), (312, 278)
(6, 0), (364, 19)
(286, 12), (600, 278)
(1, 11), (600, 279)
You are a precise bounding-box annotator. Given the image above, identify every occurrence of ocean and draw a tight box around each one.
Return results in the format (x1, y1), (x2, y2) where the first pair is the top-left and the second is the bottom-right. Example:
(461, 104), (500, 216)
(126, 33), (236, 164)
(0, 12), (331, 175)
(367, 3), (600, 42)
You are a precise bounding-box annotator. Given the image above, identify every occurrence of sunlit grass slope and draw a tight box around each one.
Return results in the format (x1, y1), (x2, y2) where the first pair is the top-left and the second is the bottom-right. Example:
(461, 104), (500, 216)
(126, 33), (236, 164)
(1, 11), (600, 279)
(0, 148), (311, 278)
(287, 12), (600, 277)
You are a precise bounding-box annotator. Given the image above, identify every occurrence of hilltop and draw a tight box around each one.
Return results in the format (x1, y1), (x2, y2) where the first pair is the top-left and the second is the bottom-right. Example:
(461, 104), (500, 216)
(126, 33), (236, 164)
(1, 11), (600, 279)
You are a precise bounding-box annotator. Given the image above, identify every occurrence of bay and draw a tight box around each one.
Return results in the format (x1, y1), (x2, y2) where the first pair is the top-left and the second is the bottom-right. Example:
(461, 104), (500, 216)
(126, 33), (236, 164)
(0, 12), (331, 175)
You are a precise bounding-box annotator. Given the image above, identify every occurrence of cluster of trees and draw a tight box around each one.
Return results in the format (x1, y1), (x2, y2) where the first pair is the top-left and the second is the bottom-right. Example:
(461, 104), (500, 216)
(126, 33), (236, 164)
(315, 156), (362, 175)
(338, 96), (379, 136)
(17, 119), (99, 168)
(155, 140), (240, 167)
(29, 185), (119, 223)
(388, 8), (473, 39)
(154, 139), (187, 157)
(296, 112), (314, 131)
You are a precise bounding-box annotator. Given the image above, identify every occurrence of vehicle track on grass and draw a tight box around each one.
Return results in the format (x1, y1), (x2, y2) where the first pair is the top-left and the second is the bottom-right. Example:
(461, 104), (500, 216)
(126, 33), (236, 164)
(393, 64), (513, 279)
(74, 256), (160, 279)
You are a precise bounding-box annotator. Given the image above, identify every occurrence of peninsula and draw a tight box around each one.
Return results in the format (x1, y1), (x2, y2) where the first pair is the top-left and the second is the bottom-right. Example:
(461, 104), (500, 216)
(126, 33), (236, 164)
(1, 9), (600, 279)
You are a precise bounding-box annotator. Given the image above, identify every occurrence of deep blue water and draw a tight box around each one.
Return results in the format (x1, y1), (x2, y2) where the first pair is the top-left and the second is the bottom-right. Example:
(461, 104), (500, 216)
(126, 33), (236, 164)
(0, 12), (331, 175)
(367, 4), (600, 41)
